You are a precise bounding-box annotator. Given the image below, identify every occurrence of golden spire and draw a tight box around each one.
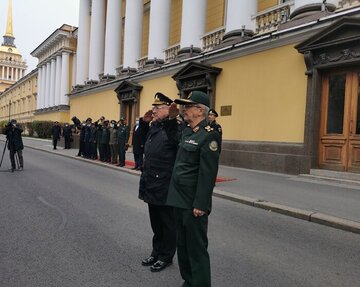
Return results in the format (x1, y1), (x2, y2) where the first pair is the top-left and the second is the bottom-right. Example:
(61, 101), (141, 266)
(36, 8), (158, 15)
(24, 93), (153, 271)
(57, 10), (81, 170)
(5, 0), (13, 37)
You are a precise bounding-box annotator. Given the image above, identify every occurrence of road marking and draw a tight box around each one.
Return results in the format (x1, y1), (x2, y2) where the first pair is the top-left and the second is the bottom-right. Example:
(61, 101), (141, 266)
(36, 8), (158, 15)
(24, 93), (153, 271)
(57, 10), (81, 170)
(37, 196), (67, 231)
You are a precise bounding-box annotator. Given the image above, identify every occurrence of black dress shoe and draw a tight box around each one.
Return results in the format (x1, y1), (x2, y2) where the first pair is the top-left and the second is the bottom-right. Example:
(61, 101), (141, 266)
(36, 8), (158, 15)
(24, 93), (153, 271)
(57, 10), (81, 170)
(150, 260), (172, 272)
(141, 256), (157, 266)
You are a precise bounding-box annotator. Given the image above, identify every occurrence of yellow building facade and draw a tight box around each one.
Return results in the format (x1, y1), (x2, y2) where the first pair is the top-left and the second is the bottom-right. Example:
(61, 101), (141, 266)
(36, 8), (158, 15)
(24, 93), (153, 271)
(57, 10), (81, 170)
(3, 0), (360, 174)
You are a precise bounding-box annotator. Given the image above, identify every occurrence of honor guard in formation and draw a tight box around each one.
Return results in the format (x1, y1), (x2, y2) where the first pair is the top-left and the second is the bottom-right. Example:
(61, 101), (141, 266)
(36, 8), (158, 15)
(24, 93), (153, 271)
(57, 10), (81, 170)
(117, 117), (130, 167)
(167, 91), (221, 287)
(139, 92), (179, 272)
(4, 119), (24, 172)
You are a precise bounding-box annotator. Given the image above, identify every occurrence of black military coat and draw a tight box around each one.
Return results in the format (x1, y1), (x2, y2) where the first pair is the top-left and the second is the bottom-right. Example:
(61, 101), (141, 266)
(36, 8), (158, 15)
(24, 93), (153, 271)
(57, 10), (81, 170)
(139, 118), (178, 205)
(6, 124), (24, 151)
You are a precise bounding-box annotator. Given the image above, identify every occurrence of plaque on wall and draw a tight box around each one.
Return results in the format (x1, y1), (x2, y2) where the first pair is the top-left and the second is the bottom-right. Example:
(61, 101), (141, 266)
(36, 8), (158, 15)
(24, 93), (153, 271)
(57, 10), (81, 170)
(221, 105), (232, 116)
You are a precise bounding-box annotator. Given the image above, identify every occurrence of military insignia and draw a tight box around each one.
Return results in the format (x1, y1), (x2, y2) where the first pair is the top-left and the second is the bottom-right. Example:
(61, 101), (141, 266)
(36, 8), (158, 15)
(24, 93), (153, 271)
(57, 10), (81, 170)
(204, 125), (213, 132)
(209, 141), (218, 151)
(185, 139), (198, 145)
(193, 126), (200, 133)
(187, 92), (192, 99)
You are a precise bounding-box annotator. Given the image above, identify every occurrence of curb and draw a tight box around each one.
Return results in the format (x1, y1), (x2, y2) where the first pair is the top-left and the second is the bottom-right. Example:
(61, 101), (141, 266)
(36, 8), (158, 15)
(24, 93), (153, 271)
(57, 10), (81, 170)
(213, 190), (360, 235)
(3, 139), (360, 235)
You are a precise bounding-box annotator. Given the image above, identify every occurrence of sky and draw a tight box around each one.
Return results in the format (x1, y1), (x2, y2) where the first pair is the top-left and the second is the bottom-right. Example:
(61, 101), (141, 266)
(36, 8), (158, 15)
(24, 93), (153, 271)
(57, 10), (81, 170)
(0, 0), (79, 73)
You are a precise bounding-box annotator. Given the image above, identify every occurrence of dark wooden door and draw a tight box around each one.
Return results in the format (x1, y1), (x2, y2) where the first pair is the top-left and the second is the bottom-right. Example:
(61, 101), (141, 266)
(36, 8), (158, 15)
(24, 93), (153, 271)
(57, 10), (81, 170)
(319, 71), (360, 172)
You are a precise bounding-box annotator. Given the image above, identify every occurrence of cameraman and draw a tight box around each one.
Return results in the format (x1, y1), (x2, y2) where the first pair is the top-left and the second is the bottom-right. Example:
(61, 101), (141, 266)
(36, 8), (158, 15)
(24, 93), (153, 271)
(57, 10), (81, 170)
(5, 119), (24, 172)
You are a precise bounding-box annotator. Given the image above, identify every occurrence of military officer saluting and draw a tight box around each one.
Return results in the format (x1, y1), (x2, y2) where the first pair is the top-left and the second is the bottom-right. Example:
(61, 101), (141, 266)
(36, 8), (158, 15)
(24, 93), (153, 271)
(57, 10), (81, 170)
(167, 91), (221, 287)
(117, 117), (130, 167)
(139, 92), (179, 272)
(208, 109), (222, 138)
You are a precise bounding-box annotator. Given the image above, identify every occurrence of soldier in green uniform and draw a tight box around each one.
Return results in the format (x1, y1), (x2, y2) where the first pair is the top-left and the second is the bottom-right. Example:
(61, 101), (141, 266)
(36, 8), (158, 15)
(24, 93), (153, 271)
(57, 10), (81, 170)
(167, 91), (220, 287)
(117, 117), (130, 167)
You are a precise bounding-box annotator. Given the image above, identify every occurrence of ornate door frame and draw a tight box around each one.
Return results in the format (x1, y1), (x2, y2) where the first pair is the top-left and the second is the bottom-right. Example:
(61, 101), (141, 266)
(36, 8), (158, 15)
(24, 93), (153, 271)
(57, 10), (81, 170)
(296, 16), (360, 171)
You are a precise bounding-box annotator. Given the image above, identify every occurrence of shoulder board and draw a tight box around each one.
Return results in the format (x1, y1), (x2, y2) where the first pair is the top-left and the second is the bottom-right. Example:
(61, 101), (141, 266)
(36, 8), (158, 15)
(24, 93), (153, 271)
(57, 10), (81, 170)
(204, 125), (214, 132)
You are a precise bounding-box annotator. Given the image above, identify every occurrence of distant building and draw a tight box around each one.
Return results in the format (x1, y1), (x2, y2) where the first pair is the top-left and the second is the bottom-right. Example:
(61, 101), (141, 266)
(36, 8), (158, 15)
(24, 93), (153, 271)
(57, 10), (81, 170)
(0, 0), (27, 93)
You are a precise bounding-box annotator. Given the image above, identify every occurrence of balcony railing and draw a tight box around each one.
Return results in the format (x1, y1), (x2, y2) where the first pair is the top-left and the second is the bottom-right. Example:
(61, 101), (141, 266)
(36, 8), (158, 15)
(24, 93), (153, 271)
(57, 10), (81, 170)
(201, 27), (225, 52)
(137, 56), (148, 69)
(255, 4), (291, 34)
(164, 44), (180, 63)
(339, 0), (360, 8)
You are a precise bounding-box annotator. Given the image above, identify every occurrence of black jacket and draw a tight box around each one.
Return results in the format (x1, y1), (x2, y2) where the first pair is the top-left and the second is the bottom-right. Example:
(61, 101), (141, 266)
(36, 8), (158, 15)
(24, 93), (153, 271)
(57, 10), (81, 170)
(132, 118), (149, 154)
(51, 125), (62, 140)
(139, 118), (178, 205)
(5, 124), (23, 151)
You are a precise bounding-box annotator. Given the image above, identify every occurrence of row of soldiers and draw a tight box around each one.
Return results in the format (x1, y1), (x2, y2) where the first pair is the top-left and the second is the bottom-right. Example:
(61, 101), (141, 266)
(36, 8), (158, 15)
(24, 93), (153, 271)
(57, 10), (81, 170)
(74, 116), (131, 167)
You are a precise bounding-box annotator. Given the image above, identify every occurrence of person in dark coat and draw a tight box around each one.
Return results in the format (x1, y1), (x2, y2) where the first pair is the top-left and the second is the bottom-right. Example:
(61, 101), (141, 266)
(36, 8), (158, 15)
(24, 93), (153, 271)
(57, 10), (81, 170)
(100, 120), (110, 162)
(208, 109), (222, 145)
(62, 123), (72, 149)
(77, 121), (86, 157)
(84, 118), (92, 158)
(132, 117), (148, 170)
(51, 121), (62, 150)
(5, 119), (24, 172)
(117, 117), (130, 167)
(95, 116), (105, 160)
(139, 92), (179, 272)
(89, 122), (98, 160)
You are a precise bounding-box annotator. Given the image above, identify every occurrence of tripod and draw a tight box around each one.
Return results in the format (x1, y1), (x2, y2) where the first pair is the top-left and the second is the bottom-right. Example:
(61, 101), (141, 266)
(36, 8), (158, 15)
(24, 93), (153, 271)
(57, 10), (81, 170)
(0, 138), (20, 171)
(0, 138), (8, 168)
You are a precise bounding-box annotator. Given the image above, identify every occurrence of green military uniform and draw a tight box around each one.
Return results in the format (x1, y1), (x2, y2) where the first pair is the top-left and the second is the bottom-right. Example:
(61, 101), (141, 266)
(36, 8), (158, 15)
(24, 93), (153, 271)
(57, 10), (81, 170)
(117, 121), (130, 166)
(167, 118), (220, 287)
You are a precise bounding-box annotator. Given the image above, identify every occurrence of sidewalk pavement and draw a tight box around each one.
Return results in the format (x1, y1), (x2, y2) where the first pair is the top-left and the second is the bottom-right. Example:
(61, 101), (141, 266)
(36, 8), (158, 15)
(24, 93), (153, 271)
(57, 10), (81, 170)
(2, 135), (360, 235)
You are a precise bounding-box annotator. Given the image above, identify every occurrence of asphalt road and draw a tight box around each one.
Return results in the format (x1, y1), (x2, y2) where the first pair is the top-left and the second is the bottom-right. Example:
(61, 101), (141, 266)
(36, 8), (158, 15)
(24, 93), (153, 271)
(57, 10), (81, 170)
(0, 143), (359, 287)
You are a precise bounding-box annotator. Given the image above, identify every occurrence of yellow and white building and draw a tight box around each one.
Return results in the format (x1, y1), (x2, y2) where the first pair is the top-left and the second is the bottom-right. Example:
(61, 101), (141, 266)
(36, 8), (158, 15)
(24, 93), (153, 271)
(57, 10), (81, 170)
(3, 0), (360, 174)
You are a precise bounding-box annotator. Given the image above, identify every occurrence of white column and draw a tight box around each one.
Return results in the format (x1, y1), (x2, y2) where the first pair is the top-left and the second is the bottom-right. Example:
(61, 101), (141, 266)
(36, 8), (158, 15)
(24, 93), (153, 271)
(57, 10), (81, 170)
(225, 0), (257, 34)
(49, 58), (56, 107)
(36, 67), (42, 110)
(6, 66), (9, 79)
(60, 52), (70, 105)
(72, 53), (77, 88)
(2, 66), (4, 79)
(88, 0), (106, 81)
(294, 0), (321, 10)
(123, 0), (143, 69)
(147, 0), (171, 61)
(180, 0), (207, 49)
(41, 65), (46, 109)
(11, 67), (14, 80)
(55, 54), (62, 106)
(15, 68), (18, 81)
(45, 62), (51, 108)
(103, 0), (122, 76)
(76, 0), (91, 85)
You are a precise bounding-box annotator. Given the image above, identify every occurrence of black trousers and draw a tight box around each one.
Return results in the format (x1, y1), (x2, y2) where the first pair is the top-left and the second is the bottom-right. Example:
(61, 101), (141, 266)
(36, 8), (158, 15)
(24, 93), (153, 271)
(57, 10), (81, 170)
(174, 208), (210, 287)
(118, 142), (126, 165)
(78, 141), (85, 156)
(134, 153), (143, 169)
(9, 149), (23, 170)
(53, 138), (59, 149)
(64, 136), (71, 149)
(148, 204), (176, 262)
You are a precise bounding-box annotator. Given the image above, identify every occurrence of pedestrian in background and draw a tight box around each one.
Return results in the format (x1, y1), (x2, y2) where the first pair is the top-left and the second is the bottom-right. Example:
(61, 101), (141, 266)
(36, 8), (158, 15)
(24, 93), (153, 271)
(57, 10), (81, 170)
(5, 119), (24, 172)
(100, 120), (110, 162)
(208, 109), (222, 150)
(139, 92), (179, 272)
(89, 122), (98, 160)
(132, 117), (148, 170)
(167, 91), (221, 287)
(84, 118), (92, 158)
(109, 120), (119, 164)
(117, 117), (130, 167)
(51, 121), (62, 150)
(62, 123), (72, 149)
